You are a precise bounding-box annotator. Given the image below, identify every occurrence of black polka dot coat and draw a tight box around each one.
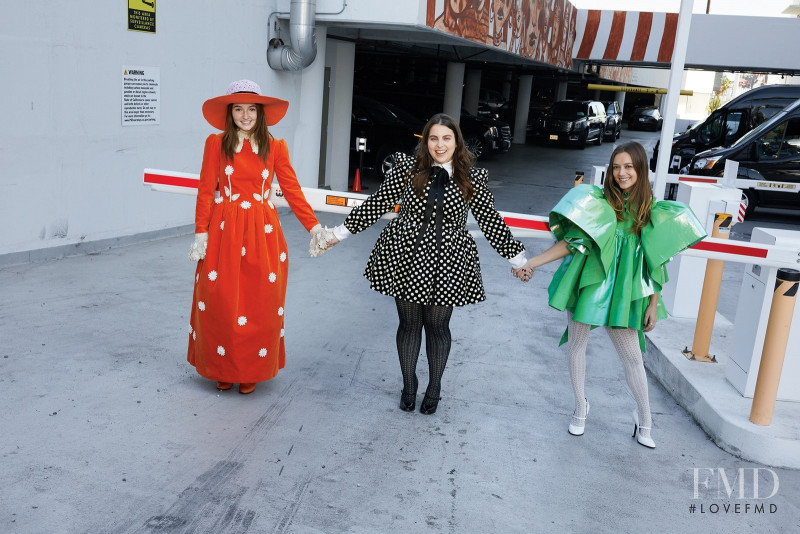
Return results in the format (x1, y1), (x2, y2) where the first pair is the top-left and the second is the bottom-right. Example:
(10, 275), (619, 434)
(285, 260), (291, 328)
(343, 153), (525, 306)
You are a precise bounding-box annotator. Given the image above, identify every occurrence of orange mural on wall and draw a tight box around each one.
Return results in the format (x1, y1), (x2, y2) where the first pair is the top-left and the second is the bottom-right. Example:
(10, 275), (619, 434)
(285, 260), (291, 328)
(429, 0), (577, 70)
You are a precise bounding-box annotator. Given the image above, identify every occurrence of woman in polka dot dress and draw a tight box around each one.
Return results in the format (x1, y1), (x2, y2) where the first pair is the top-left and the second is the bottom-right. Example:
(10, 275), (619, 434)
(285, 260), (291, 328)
(328, 113), (528, 414)
(187, 80), (327, 394)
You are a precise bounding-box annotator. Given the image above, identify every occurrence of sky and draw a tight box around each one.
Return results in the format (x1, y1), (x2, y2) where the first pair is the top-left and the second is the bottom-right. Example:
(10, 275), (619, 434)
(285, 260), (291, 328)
(570, 0), (798, 17)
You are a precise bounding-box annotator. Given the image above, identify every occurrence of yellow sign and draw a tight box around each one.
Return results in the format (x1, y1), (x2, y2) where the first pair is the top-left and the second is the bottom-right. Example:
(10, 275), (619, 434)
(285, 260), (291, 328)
(128, 0), (156, 34)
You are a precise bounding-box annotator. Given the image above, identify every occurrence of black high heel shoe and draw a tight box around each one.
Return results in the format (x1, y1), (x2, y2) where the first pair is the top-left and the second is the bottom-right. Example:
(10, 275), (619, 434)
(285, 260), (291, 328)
(419, 394), (441, 415)
(399, 376), (418, 412)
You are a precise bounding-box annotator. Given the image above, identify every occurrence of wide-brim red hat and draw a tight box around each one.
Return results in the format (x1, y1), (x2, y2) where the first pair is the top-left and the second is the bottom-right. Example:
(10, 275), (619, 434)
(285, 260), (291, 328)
(202, 79), (289, 130)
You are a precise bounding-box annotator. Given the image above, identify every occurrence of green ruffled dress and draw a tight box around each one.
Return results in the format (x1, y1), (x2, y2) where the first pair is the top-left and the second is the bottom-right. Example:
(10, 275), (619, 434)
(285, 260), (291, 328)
(547, 184), (707, 351)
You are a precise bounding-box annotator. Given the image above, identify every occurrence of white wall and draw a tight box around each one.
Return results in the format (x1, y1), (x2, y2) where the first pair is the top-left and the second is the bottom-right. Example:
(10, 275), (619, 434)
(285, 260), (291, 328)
(0, 1), (336, 258)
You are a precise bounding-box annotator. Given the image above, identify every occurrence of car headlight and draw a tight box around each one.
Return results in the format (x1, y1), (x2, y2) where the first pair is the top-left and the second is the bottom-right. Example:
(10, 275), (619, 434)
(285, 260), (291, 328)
(693, 156), (722, 170)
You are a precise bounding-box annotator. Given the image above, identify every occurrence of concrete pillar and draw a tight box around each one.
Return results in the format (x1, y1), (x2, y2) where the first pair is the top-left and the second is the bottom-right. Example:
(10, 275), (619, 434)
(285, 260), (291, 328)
(615, 90), (627, 113)
(556, 80), (568, 101)
(291, 24), (327, 189)
(464, 68), (482, 116)
(444, 62), (465, 122)
(513, 74), (533, 144)
(323, 37), (355, 192)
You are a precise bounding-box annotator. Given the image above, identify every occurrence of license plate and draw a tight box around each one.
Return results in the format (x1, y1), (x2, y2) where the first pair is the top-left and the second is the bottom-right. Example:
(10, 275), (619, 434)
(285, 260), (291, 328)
(549, 134), (558, 140)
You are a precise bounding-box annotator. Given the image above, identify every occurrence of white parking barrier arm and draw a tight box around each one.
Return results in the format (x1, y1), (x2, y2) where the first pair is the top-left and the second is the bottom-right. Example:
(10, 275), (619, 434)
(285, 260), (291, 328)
(144, 169), (800, 267)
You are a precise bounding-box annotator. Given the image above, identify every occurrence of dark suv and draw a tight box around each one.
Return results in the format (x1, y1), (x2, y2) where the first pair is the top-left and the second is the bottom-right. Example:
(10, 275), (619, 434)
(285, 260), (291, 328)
(535, 100), (607, 148)
(602, 101), (622, 140)
(689, 98), (800, 216)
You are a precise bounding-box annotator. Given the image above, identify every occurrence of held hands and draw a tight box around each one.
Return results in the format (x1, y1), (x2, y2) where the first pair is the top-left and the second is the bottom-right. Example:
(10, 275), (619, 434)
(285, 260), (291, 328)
(188, 233), (208, 261)
(511, 260), (535, 282)
(309, 224), (337, 257)
(511, 262), (534, 283)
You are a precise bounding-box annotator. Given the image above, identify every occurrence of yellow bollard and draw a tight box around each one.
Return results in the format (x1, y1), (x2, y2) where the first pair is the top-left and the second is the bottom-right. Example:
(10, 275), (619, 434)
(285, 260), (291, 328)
(750, 268), (800, 426)
(574, 171), (584, 187)
(682, 213), (731, 363)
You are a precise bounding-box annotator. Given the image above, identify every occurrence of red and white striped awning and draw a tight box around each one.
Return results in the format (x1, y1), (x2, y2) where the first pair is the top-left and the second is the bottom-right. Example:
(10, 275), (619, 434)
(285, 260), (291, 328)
(573, 10), (679, 65)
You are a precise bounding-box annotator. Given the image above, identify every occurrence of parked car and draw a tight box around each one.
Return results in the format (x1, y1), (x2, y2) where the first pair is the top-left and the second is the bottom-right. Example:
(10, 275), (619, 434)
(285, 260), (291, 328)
(628, 107), (663, 131)
(688, 98), (800, 216)
(602, 101), (622, 140)
(460, 109), (512, 159)
(651, 84), (800, 172)
(350, 96), (423, 177)
(535, 100), (607, 149)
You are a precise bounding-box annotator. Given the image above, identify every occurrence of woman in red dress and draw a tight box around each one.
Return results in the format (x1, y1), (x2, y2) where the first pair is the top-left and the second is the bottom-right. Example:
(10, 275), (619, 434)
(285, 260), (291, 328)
(187, 80), (326, 394)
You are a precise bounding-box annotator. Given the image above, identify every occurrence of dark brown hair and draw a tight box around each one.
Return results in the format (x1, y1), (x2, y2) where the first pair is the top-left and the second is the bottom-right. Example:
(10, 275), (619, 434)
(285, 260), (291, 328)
(604, 141), (654, 236)
(221, 103), (271, 165)
(412, 113), (476, 201)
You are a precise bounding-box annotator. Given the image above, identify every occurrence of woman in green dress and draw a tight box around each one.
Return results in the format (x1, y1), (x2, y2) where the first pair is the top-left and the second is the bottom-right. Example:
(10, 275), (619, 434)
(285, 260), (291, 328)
(516, 142), (705, 448)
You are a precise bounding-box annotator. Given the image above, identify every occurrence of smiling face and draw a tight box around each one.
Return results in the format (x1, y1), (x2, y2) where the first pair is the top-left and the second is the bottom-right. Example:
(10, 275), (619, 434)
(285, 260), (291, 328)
(231, 103), (259, 133)
(612, 151), (638, 191)
(427, 123), (457, 164)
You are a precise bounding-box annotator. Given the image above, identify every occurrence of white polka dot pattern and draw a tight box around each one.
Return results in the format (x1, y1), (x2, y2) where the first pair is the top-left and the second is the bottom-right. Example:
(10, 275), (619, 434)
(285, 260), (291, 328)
(342, 152), (524, 306)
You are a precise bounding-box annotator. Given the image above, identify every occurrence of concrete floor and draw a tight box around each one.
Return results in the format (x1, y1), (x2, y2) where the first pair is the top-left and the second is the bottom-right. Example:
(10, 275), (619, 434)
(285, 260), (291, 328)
(2, 129), (799, 533)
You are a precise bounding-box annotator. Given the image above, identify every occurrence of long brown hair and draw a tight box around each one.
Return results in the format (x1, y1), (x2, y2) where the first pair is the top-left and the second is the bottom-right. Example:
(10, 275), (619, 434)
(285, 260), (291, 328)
(412, 113), (476, 201)
(603, 141), (654, 236)
(221, 103), (271, 165)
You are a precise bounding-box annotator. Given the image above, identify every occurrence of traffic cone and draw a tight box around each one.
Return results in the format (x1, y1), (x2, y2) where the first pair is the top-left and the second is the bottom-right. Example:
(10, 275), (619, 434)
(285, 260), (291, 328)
(350, 168), (363, 192)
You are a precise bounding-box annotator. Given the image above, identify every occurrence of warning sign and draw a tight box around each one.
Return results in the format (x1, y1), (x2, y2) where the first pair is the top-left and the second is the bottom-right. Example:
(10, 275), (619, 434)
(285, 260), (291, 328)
(128, 0), (156, 33)
(122, 66), (160, 126)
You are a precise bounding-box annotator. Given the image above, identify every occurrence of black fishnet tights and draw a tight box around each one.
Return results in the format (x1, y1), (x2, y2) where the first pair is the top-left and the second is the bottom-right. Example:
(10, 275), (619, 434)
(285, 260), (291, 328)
(395, 298), (453, 400)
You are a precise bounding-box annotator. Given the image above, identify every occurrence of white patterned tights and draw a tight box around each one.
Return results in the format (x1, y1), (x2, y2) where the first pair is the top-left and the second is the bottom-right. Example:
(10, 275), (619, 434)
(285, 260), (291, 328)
(567, 313), (653, 439)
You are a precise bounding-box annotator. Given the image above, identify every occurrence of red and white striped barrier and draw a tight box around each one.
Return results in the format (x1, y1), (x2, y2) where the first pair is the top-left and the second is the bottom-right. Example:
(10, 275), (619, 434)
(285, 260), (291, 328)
(144, 169), (800, 269)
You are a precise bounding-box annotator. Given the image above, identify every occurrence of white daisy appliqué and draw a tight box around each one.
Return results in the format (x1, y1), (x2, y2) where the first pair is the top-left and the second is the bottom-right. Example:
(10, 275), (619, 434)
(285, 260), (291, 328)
(280, 252), (287, 262)
(261, 169), (269, 180)
(214, 196), (223, 204)
(265, 224), (273, 234)
(268, 272), (277, 283)
(224, 165), (234, 176)
(198, 301), (206, 311)
(241, 247), (246, 256)
(217, 346), (226, 356)
(208, 270), (218, 281)
(258, 348), (267, 358)
(187, 325), (193, 335)
(277, 307), (284, 316)
(237, 316), (247, 326)
(241, 200), (251, 209)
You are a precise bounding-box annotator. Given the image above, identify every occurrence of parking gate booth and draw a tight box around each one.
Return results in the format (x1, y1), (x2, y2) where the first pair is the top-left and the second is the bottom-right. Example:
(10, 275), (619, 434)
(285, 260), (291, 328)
(727, 228), (800, 402)
(661, 181), (744, 318)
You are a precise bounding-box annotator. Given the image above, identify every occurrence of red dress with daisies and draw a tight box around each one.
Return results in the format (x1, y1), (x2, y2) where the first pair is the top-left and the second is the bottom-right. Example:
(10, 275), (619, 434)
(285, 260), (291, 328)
(187, 133), (319, 383)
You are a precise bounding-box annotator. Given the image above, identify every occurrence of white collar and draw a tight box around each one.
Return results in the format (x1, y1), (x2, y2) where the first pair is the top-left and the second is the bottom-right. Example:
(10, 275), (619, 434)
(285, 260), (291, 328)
(235, 131), (259, 155)
(433, 160), (453, 176)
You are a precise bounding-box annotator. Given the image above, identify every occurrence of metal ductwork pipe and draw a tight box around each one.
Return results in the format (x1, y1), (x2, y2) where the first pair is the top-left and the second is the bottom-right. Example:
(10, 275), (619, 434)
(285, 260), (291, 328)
(268, 0), (317, 71)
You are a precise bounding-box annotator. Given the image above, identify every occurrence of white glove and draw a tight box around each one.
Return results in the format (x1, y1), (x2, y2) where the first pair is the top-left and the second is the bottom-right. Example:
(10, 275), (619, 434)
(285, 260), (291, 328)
(188, 233), (208, 261)
(309, 224), (336, 257)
